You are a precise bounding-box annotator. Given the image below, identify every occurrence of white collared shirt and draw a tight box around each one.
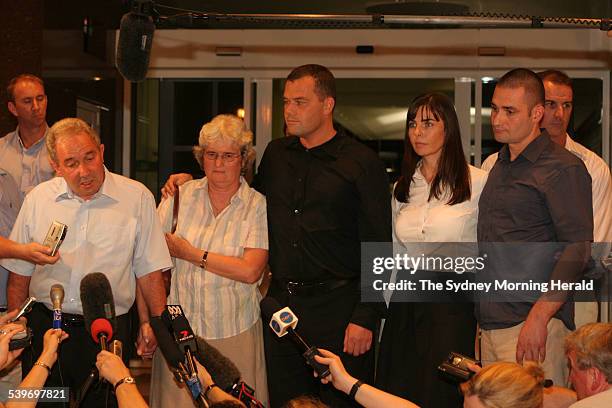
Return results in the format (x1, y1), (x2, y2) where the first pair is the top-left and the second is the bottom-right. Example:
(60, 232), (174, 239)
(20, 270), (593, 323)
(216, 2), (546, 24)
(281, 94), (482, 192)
(0, 127), (54, 199)
(393, 165), (488, 243)
(157, 177), (268, 340)
(0, 169), (172, 315)
(0, 168), (21, 239)
(482, 135), (612, 242)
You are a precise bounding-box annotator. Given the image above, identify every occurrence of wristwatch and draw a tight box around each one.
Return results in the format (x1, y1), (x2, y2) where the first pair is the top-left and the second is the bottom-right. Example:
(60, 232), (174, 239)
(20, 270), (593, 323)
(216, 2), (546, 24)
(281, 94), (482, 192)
(114, 376), (136, 392)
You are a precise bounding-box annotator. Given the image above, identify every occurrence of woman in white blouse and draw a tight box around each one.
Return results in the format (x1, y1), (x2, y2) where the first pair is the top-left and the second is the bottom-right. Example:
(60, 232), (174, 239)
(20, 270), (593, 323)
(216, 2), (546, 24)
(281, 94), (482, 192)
(376, 93), (487, 407)
(149, 114), (269, 407)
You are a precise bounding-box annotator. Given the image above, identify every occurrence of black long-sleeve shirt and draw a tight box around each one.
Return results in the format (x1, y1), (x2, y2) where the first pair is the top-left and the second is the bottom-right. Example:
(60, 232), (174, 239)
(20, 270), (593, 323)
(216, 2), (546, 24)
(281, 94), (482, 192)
(253, 130), (391, 329)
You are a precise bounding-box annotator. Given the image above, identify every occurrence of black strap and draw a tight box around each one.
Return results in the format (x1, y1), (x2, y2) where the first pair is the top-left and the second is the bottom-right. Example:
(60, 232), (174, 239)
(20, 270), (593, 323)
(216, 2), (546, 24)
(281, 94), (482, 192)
(171, 187), (179, 233)
(349, 380), (363, 400)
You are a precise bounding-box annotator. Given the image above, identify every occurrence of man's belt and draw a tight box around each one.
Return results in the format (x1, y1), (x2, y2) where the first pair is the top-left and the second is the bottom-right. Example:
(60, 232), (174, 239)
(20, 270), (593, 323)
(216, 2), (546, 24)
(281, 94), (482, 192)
(285, 278), (354, 296)
(34, 302), (84, 327)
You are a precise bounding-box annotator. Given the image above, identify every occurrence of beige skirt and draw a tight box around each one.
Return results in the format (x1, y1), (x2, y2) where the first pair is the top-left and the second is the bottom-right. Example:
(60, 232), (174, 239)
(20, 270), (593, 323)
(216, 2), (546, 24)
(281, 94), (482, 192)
(149, 318), (269, 407)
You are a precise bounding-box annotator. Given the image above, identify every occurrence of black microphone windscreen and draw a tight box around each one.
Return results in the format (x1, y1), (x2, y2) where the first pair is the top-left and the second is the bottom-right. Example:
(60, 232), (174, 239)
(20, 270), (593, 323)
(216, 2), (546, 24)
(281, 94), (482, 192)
(194, 336), (241, 391)
(170, 313), (198, 353)
(260, 297), (282, 321)
(150, 317), (184, 369)
(116, 12), (155, 82)
(80, 273), (116, 335)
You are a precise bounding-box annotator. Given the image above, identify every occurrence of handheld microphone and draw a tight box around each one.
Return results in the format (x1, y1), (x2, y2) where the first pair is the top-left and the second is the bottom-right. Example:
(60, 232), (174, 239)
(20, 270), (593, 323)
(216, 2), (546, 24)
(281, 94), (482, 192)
(90, 318), (113, 351)
(150, 316), (185, 371)
(260, 297), (331, 378)
(116, 2), (155, 82)
(80, 273), (116, 347)
(162, 306), (204, 400)
(50, 284), (64, 330)
(194, 337), (241, 391)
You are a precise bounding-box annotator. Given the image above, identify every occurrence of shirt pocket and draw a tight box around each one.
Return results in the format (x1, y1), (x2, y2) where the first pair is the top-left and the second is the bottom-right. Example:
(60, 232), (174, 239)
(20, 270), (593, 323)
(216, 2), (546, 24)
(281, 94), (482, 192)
(88, 220), (137, 268)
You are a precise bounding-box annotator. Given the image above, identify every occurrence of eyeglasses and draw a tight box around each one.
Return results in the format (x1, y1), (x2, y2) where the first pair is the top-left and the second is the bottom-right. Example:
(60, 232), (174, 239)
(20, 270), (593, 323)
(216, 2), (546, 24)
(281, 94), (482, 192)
(203, 151), (242, 163)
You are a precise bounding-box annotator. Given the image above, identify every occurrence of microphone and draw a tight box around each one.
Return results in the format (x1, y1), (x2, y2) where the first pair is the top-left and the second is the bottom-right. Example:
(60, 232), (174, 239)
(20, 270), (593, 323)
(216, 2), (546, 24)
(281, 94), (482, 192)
(50, 284), (64, 330)
(194, 337), (241, 391)
(150, 316), (185, 371)
(116, 1), (155, 82)
(154, 308), (207, 405)
(90, 318), (113, 351)
(80, 273), (116, 347)
(260, 297), (331, 378)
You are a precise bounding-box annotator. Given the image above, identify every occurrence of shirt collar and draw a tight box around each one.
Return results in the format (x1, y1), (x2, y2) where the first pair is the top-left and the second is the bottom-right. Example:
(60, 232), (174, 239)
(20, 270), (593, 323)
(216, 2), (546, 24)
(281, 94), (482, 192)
(563, 134), (586, 161)
(498, 130), (551, 163)
(196, 176), (251, 205)
(15, 126), (49, 151)
(55, 167), (117, 202)
(286, 129), (346, 159)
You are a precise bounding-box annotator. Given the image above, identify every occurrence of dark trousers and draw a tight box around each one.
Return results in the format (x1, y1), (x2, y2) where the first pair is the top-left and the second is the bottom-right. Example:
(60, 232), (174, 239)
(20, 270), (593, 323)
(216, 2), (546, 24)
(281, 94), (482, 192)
(22, 303), (132, 408)
(377, 302), (476, 408)
(263, 281), (376, 408)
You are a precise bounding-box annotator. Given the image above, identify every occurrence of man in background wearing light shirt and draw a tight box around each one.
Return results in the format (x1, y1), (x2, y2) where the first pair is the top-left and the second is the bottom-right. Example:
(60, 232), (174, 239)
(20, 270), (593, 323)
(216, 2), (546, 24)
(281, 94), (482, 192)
(0, 74), (54, 198)
(481, 70), (612, 327)
(0, 118), (171, 408)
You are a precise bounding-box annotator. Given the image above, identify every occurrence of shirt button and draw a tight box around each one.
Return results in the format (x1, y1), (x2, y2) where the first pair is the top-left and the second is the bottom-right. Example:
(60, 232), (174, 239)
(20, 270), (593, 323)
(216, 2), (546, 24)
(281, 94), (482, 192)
(298, 178), (303, 182)
(70, 298), (75, 302)
(294, 209), (300, 215)
(292, 242), (298, 248)
(421, 230), (425, 234)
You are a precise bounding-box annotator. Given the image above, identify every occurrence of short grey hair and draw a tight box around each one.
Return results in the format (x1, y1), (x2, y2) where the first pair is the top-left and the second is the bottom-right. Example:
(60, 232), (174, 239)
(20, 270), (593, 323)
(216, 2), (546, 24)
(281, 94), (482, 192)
(193, 114), (255, 172)
(47, 118), (101, 163)
(565, 322), (612, 383)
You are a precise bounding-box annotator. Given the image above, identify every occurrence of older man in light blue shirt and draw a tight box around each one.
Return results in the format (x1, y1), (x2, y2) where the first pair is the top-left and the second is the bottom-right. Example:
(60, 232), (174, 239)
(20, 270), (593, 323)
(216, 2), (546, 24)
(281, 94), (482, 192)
(1, 118), (171, 408)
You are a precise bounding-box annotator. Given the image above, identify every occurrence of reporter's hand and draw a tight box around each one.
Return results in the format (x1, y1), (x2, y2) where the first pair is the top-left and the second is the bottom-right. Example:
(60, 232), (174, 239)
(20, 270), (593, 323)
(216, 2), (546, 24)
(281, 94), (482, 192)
(0, 323), (27, 370)
(314, 348), (356, 395)
(195, 360), (213, 386)
(96, 350), (131, 386)
(18, 242), (60, 265)
(0, 310), (20, 326)
(39, 329), (69, 366)
(136, 321), (157, 359)
(161, 173), (193, 199)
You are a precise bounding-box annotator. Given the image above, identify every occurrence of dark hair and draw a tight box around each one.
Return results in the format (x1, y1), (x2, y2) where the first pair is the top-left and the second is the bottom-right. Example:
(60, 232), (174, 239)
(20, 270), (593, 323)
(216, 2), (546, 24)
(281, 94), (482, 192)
(286, 64), (336, 103)
(496, 68), (545, 108)
(6, 74), (44, 102)
(537, 69), (573, 92)
(393, 92), (471, 205)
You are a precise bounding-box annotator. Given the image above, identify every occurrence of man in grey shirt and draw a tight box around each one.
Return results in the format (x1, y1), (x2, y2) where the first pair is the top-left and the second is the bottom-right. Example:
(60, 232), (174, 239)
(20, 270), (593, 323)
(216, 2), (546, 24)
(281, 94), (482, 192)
(477, 68), (593, 386)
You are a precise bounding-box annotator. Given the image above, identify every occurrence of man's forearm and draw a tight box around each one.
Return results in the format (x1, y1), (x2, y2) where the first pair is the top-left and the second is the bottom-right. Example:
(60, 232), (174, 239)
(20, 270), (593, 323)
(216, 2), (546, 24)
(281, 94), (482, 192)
(136, 271), (166, 317)
(7, 272), (31, 311)
(135, 283), (150, 323)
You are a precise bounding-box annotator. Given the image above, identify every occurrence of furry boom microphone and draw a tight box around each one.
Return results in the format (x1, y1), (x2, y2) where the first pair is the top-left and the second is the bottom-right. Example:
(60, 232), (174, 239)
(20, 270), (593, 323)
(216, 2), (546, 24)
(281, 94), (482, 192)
(116, 2), (155, 82)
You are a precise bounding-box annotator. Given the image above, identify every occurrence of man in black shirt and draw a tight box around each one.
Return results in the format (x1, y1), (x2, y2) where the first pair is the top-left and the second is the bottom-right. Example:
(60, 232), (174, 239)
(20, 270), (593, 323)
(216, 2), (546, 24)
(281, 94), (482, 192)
(254, 64), (391, 407)
(161, 65), (391, 407)
(477, 68), (592, 386)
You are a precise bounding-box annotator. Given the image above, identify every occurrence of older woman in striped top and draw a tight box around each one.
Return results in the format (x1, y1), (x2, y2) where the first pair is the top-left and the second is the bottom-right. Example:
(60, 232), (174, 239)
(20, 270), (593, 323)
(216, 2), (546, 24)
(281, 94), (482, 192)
(149, 114), (268, 407)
